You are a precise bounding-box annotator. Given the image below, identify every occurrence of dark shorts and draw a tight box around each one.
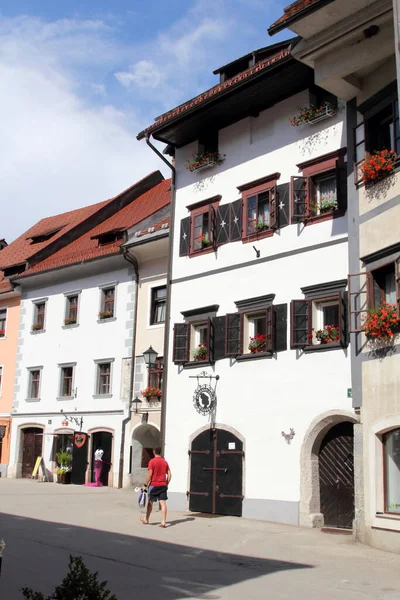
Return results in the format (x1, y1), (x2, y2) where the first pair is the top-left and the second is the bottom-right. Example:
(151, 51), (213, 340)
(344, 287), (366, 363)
(149, 485), (168, 502)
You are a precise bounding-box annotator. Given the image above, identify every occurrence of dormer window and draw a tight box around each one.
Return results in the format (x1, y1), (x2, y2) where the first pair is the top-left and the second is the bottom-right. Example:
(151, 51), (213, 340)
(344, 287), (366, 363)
(3, 263), (25, 277)
(29, 227), (63, 245)
(94, 231), (124, 247)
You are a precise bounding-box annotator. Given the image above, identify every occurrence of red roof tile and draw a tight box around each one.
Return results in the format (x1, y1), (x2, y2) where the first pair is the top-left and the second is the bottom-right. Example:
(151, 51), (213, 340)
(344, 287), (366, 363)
(137, 48), (290, 140)
(268, 0), (333, 35)
(19, 179), (171, 277)
(0, 276), (13, 294)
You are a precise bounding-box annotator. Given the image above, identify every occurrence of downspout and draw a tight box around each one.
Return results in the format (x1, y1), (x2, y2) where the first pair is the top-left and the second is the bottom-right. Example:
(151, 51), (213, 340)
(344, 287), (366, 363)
(118, 250), (139, 488)
(145, 133), (176, 453)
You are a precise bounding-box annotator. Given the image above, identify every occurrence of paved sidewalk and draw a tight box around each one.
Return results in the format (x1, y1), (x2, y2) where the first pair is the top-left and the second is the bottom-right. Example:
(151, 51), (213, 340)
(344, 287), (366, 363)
(0, 479), (399, 600)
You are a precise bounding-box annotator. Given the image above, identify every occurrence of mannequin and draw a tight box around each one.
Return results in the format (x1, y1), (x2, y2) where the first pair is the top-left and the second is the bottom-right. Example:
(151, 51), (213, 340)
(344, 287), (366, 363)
(85, 448), (105, 487)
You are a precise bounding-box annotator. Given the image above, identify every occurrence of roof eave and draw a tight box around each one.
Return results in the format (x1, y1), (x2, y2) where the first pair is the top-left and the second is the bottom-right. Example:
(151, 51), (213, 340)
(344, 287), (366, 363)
(137, 53), (293, 143)
(268, 0), (336, 36)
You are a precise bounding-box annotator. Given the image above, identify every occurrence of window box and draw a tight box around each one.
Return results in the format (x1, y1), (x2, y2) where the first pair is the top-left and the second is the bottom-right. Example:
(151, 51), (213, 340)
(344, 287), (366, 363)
(362, 302), (399, 345)
(186, 151), (225, 173)
(32, 323), (44, 332)
(141, 387), (162, 402)
(0, 330), (4, 338)
(64, 318), (77, 326)
(98, 310), (114, 320)
(290, 103), (337, 127)
(360, 149), (397, 186)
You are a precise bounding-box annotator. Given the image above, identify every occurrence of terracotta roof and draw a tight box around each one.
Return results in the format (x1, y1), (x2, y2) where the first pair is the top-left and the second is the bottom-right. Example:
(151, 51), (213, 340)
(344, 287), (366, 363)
(18, 179), (171, 277)
(0, 276), (13, 294)
(0, 199), (110, 270)
(268, 0), (335, 35)
(137, 47), (291, 140)
(132, 216), (170, 239)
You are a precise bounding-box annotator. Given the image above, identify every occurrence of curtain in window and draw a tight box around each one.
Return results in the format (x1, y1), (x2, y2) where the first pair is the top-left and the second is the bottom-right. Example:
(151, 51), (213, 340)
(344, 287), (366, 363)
(385, 429), (400, 513)
(385, 271), (396, 304)
(317, 177), (337, 207)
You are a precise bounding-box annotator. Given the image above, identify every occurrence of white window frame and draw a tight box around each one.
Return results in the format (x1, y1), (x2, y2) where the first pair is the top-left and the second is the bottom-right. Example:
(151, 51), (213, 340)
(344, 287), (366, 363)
(243, 310), (267, 355)
(26, 366), (43, 401)
(93, 358), (115, 398)
(98, 281), (118, 322)
(0, 307), (8, 339)
(310, 297), (340, 345)
(189, 321), (209, 361)
(57, 362), (77, 400)
(32, 297), (48, 332)
(63, 290), (81, 327)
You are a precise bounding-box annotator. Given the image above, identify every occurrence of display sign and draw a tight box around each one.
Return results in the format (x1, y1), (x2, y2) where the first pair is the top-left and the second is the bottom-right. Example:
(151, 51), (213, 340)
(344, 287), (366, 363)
(31, 456), (43, 478)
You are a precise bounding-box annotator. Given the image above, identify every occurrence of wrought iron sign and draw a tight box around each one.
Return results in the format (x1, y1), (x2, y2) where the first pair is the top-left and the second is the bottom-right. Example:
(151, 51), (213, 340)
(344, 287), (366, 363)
(60, 410), (83, 431)
(190, 371), (219, 416)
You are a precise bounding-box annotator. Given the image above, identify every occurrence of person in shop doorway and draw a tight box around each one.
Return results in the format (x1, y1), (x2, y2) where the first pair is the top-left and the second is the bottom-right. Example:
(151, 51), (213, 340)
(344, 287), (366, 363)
(140, 446), (171, 528)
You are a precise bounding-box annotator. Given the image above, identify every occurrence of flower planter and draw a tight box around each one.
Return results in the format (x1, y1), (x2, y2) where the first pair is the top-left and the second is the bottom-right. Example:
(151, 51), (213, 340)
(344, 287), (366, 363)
(304, 105), (336, 125)
(58, 471), (71, 485)
(193, 160), (218, 173)
(186, 152), (226, 173)
(148, 395), (161, 402)
(361, 149), (397, 186)
(0, 330), (4, 338)
(362, 302), (399, 342)
(290, 103), (337, 127)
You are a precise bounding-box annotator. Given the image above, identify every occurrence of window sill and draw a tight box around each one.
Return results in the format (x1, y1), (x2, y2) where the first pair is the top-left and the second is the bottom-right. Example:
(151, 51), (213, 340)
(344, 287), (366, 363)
(30, 329), (46, 335)
(236, 352), (273, 362)
(375, 513), (400, 520)
(92, 394), (113, 399)
(62, 324), (79, 330)
(182, 360), (213, 369)
(97, 317), (116, 324)
(303, 342), (343, 353)
(242, 229), (274, 244)
(304, 209), (346, 226)
(149, 322), (165, 328)
(25, 397), (41, 402)
(56, 396), (74, 401)
(189, 247), (215, 258)
(0, 336), (6, 340)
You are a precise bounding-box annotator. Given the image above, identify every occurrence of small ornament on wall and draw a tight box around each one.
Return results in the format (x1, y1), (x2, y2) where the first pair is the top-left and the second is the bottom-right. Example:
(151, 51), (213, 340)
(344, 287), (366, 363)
(281, 428), (295, 444)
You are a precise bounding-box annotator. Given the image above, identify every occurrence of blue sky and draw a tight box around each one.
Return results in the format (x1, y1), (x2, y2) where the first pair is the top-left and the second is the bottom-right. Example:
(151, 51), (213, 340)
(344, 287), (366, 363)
(0, 0), (289, 241)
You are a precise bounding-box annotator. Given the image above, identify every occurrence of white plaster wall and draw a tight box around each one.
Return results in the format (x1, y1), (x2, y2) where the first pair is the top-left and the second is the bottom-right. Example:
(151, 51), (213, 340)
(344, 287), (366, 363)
(10, 265), (135, 485)
(164, 91), (352, 513)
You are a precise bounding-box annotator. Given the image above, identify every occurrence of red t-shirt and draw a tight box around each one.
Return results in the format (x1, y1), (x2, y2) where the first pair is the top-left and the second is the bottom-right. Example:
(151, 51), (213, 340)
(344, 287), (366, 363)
(148, 456), (170, 487)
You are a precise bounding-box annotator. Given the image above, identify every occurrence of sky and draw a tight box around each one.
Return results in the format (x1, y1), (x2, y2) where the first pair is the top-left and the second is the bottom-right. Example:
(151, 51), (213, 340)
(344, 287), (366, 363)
(0, 0), (289, 242)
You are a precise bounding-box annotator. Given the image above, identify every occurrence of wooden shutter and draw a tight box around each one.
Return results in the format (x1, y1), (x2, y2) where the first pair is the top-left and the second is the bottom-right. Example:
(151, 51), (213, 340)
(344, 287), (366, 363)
(225, 313), (242, 356)
(347, 272), (368, 333)
(354, 121), (365, 185)
(338, 291), (348, 347)
(212, 316), (226, 361)
(276, 182), (290, 229)
(395, 256), (400, 315)
(290, 176), (309, 223)
(290, 300), (310, 348)
(269, 184), (277, 229)
(216, 204), (230, 246)
(274, 303), (287, 352)
(179, 217), (191, 256)
(173, 323), (190, 363)
(265, 305), (275, 352)
(336, 162), (348, 211)
(229, 199), (242, 242)
(206, 316), (213, 362)
(208, 205), (217, 249)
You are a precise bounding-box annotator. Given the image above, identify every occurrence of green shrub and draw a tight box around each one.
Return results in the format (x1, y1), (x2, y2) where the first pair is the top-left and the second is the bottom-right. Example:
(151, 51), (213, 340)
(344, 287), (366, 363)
(56, 451), (72, 469)
(21, 555), (117, 600)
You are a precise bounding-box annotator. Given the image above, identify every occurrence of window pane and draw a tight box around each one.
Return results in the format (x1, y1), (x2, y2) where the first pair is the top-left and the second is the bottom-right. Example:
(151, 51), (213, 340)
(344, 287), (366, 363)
(385, 429), (400, 514)
(253, 316), (266, 336)
(193, 214), (204, 250)
(62, 367), (73, 396)
(317, 176), (337, 212)
(155, 301), (166, 323)
(323, 304), (339, 327)
(385, 271), (396, 304)
(98, 363), (110, 394)
(246, 195), (257, 234)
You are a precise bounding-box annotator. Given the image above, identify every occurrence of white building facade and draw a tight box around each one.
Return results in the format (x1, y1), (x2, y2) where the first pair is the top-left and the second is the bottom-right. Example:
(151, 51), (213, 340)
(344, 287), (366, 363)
(139, 42), (356, 526)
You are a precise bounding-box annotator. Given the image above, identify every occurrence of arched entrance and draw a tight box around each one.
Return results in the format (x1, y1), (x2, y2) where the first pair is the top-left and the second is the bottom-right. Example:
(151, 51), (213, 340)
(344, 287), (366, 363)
(319, 422), (355, 529)
(189, 426), (244, 517)
(130, 424), (160, 486)
(299, 410), (357, 528)
(90, 431), (112, 486)
(21, 427), (43, 478)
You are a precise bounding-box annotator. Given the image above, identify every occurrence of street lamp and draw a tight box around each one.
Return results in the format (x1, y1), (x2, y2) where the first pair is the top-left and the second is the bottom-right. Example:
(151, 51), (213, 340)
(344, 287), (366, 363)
(143, 346), (159, 369)
(132, 396), (143, 414)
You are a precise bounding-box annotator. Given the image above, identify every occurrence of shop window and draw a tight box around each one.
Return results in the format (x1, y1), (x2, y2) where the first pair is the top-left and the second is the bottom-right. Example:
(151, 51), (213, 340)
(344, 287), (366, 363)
(383, 428), (400, 514)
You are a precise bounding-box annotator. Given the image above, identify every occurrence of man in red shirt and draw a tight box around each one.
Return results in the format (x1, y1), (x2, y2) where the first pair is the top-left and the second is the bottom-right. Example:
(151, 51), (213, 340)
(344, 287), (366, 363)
(140, 447), (171, 528)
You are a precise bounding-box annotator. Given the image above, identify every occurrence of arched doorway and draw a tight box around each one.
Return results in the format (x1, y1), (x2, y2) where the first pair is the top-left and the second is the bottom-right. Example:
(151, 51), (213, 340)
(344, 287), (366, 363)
(189, 426), (244, 517)
(90, 431), (112, 486)
(21, 427), (43, 478)
(130, 424), (160, 487)
(319, 422), (355, 529)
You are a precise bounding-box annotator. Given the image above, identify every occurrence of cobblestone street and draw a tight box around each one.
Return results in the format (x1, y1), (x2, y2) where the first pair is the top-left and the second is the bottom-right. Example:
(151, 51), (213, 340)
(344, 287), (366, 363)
(0, 480), (399, 600)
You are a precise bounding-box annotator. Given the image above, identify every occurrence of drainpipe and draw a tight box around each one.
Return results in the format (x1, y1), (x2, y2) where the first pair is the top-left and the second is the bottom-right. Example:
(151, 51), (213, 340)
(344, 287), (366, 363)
(118, 251), (139, 488)
(145, 133), (176, 454)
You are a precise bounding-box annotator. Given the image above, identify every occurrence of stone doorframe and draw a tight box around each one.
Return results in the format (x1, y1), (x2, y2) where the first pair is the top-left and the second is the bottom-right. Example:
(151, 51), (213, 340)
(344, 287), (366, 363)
(87, 427), (115, 487)
(299, 410), (358, 527)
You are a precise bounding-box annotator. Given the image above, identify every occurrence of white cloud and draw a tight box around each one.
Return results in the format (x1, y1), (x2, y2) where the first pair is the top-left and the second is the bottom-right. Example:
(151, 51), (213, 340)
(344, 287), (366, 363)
(0, 16), (166, 243)
(115, 59), (164, 90)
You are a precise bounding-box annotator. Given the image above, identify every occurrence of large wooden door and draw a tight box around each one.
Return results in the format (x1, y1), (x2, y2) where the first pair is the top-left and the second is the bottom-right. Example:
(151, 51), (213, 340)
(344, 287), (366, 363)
(189, 428), (244, 517)
(22, 428), (43, 478)
(71, 432), (89, 485)
(319, 422), (355, 529)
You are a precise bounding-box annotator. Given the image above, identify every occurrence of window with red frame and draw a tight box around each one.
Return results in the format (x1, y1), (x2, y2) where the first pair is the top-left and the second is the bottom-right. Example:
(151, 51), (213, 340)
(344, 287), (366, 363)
(102, 288), (115, 315)
(238, 175), (278, 238)
(97, 362), (111, 395)
(191, 205), (216, 253)
(148, 357), (163, 389)
(291, 149), (347, 223)
(29, 370), (41, 399)
(34, 302), (46, 329)
(60, 366), (74, 397)
(66, 295), (78, 323)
